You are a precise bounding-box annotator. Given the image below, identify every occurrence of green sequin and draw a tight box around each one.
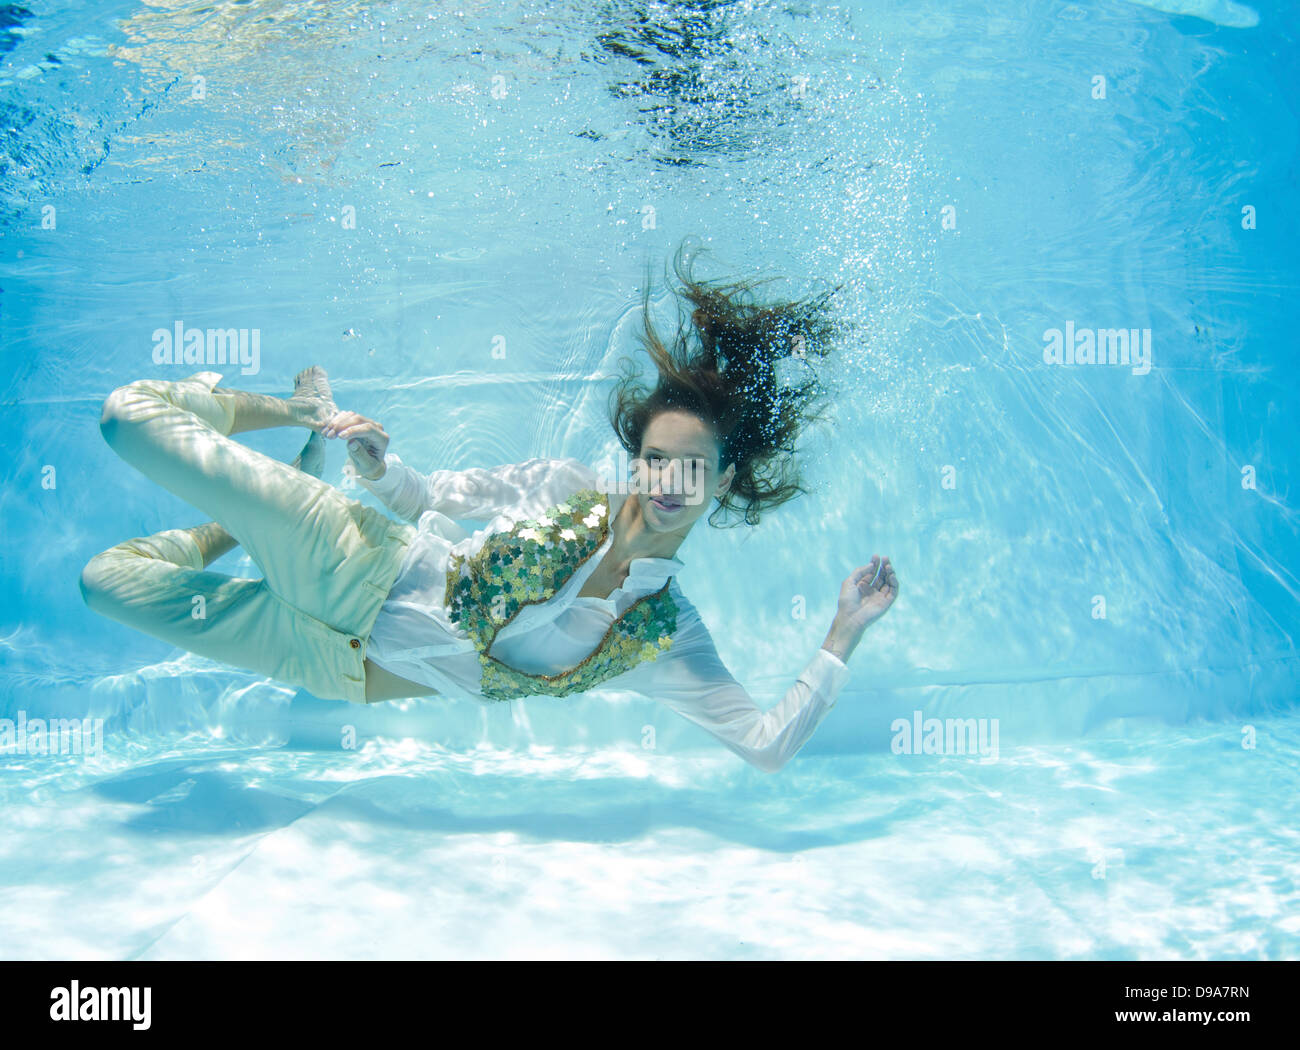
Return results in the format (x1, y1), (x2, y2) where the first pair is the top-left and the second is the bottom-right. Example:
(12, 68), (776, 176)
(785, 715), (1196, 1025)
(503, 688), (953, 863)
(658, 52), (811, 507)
(444, 488), (678, 701)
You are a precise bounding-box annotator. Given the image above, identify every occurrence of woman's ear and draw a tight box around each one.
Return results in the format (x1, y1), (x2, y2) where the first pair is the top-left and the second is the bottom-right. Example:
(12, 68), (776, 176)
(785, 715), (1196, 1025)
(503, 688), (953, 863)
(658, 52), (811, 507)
(716, 461), (736, 497)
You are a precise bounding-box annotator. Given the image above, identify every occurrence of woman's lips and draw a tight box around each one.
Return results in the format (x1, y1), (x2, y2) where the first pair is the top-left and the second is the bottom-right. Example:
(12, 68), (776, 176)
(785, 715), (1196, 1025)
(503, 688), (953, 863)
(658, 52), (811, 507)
(650, 496), (683, 512)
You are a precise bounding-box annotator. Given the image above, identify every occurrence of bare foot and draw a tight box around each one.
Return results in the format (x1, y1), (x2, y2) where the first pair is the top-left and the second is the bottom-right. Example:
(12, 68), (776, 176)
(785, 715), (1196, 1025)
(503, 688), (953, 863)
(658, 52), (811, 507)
(288, 366), (338, 432)
(291, 432), (325, 478)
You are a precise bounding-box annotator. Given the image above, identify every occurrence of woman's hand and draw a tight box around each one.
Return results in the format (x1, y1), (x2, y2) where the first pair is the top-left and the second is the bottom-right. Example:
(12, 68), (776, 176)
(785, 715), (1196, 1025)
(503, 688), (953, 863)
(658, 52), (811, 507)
(322, 411), (389, 480)
(821, 556), (898, 662)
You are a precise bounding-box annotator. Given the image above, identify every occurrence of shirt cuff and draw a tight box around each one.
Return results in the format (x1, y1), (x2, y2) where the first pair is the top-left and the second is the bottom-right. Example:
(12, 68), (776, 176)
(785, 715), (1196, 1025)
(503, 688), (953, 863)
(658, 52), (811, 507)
(358, 452), (404, 497)
(803, 646), (851, 704)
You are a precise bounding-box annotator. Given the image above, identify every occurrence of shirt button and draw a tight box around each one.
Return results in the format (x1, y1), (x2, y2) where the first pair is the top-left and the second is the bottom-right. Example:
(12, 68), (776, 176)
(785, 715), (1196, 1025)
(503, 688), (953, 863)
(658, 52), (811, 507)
(350, 638), (361, 649)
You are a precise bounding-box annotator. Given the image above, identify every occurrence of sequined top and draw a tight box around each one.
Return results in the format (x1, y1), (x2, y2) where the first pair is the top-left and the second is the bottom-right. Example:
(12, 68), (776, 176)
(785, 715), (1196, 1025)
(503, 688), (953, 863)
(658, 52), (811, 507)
(360, 453), (852, 772)
(443, 488), (679, 701)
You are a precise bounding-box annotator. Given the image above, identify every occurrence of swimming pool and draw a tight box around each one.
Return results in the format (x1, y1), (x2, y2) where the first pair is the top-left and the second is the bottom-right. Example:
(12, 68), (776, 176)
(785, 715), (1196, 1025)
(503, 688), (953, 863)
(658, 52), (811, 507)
(1, 0), (1296, 959)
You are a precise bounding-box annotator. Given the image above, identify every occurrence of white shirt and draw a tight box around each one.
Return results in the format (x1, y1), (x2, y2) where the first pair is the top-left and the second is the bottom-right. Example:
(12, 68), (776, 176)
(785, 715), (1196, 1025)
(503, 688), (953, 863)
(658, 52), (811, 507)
(359, 453), (850, 773)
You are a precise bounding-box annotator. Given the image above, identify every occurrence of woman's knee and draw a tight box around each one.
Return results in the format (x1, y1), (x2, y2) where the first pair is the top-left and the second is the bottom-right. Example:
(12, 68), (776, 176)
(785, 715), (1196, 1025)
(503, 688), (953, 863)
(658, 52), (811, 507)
(98, 381), (154, 447)
(79, 550), (123, 613)
(77, 535), (179, 614)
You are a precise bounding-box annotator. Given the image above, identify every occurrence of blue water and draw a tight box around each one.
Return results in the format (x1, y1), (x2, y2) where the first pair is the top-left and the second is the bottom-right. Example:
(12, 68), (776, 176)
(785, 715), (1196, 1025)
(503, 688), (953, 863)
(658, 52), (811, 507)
(2, 0), (1297, 959)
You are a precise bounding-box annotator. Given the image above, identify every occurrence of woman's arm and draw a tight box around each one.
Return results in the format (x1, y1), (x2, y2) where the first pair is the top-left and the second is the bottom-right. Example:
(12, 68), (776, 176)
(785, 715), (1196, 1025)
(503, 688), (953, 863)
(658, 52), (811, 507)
(353, 451), (437, 522)
(320, 408), (598, 524)
(626, 606), (851, 774)
(625, 560), (898, 773)
(360, 453), (598, 524)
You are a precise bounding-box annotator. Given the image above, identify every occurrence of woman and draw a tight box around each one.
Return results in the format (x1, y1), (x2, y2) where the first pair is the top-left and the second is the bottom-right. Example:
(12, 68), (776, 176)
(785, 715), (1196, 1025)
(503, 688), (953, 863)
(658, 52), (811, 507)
(80, 246), (898, 772)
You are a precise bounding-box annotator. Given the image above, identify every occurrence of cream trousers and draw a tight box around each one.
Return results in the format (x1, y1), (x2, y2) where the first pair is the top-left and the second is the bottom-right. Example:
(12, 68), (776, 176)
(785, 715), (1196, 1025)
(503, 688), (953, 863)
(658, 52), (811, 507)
(79, 371), (415, 703)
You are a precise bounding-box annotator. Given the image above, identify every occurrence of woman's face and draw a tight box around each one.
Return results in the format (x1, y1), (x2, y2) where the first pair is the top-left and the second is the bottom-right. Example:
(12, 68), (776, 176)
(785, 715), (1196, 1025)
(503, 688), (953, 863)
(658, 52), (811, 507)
(632, 410), (735, 535)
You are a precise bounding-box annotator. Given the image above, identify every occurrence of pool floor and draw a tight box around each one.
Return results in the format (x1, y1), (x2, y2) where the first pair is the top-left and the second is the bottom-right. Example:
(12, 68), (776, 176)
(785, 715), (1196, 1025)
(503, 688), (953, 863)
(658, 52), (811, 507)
(2, 713), (1295, 959)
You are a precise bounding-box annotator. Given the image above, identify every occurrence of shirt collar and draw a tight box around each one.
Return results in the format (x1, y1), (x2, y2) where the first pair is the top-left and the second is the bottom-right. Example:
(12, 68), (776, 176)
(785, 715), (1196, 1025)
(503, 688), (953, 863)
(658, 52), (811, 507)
(626, 555), (683, 580)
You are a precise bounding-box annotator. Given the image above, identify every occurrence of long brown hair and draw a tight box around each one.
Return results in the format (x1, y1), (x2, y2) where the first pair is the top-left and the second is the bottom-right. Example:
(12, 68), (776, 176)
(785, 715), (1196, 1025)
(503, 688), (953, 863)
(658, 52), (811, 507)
(608, 239), (844, 527)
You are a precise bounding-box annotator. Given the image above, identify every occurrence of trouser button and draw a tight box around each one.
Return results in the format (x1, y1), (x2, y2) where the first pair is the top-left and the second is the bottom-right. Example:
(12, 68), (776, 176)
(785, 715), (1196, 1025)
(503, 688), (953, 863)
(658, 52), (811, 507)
(350, 638), (361, 649)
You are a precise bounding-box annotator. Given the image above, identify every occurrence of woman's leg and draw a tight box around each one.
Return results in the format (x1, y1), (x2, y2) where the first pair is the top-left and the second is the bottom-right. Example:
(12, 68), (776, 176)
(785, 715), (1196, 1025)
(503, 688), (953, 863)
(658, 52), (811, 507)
(81, 433), (325, 689)
(95, 368), (394, 626)
(87, 369), (415, 702)
(182, 432), (328, 565)
(78, 526), (309, 689)
(82, 431), (434, 702)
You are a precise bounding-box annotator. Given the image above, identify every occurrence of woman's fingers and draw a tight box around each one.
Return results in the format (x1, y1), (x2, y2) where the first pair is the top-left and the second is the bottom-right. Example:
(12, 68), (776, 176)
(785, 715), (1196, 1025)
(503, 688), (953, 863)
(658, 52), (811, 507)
(336, 421), (383, 441)
(862, 556), (894, 593)
(322, 412), (351, 438)
(844, 557), (897, 602)
(849, 557), (879, 583)
(322, 411), (378, 439)
(881, 560), (898, 598)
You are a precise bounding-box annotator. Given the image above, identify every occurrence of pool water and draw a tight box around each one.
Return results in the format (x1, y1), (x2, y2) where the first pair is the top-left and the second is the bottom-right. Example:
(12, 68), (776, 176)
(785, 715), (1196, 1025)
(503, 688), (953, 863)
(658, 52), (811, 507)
(1, 0), (1296, 959)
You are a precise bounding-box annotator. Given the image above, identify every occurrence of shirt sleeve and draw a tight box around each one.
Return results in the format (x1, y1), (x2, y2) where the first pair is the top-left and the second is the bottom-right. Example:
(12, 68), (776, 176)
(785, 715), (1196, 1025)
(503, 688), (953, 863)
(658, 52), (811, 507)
(622, 601), (851, 773)
(358, 453), (599, 524)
